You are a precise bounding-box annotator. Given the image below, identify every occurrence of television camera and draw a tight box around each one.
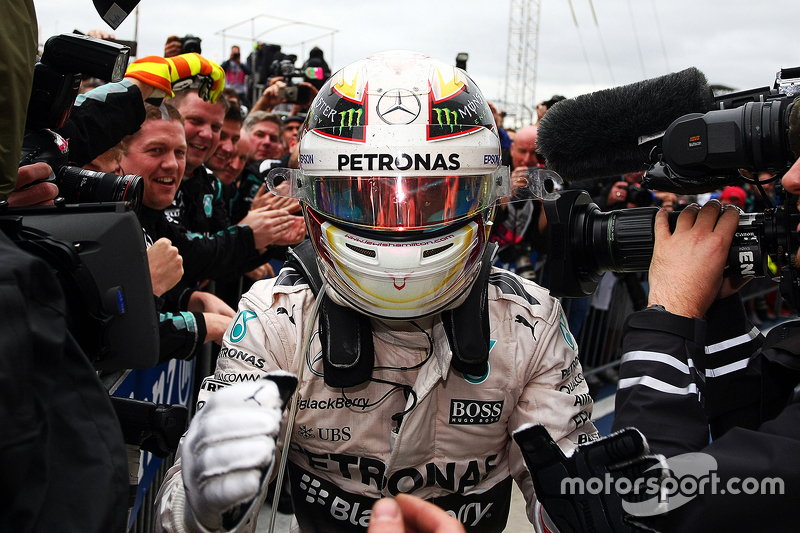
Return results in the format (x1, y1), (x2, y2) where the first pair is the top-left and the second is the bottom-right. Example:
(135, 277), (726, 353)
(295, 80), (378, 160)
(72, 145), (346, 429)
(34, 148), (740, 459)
(534, 67), (800, 311)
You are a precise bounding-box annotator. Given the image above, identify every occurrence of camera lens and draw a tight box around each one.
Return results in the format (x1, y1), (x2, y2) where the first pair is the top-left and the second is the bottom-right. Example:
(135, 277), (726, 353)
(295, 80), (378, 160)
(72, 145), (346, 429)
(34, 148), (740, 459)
(545, 190), (658, 297)
(545, 189), (795, 298)
(662, 98), (795, 176)
(55, 166), (144, 214)
(587, 206), (659, 274)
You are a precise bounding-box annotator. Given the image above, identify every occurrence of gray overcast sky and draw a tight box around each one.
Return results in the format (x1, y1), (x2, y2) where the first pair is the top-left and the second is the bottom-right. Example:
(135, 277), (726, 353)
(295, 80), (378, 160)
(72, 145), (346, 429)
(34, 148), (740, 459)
(35, 0), (800, 123)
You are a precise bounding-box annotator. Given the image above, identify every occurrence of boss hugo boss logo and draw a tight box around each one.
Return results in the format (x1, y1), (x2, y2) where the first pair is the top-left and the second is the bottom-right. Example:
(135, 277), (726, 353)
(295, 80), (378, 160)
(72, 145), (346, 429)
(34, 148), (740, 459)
(337, 153), (460, 171)
(449, 399), (503, 425)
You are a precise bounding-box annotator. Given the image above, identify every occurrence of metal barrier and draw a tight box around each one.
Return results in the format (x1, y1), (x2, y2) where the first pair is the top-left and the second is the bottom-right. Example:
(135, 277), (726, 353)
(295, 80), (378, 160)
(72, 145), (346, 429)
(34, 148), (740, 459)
(561, 274), (641, 377)
(129, 454), (175, 532)
(561, 273), (782, 378)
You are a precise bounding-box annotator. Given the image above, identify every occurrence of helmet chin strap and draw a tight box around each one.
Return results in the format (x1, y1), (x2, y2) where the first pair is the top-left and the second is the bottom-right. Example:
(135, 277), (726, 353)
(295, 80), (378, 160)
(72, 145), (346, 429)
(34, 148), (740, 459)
(285, 241), (498, 388)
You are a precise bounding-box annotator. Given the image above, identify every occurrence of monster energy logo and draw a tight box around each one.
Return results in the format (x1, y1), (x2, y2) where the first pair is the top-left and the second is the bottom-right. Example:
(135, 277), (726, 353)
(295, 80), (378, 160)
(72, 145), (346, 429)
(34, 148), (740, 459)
(433, 108), (459, 131)
(339, 108), (363, 133)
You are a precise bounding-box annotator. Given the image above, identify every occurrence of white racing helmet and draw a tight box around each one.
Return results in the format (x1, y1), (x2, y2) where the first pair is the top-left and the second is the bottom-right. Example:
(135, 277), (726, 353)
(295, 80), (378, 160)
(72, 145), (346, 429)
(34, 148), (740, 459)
(268, 50), (510, 319)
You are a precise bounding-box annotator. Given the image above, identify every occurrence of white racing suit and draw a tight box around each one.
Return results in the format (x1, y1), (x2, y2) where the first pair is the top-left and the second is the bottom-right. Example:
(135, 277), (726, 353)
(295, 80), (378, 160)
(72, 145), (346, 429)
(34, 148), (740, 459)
(155, 266), (598, 533)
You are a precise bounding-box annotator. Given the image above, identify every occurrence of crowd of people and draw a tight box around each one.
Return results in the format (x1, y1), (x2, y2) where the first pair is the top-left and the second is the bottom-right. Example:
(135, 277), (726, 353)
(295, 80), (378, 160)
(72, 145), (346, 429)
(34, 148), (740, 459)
(2, 5), (799, 532)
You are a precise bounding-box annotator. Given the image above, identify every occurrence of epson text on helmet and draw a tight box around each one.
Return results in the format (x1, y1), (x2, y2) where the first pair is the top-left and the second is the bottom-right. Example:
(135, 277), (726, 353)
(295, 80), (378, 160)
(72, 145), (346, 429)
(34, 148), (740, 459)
(337, 153), (461, 171)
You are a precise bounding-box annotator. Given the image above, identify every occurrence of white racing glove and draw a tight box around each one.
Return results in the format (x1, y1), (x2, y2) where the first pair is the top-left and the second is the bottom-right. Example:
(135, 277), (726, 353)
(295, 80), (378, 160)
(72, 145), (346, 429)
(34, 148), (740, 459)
(181, 372), (297, 532)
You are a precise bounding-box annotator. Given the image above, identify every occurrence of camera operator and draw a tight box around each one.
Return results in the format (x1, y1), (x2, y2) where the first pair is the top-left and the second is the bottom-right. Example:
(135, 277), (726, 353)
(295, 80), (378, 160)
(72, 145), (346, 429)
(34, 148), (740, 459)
(602, 191), (799, 531)
(220, 45), (252, 108)
(0, 5), (134, 530)
(522, 194), (799, 533)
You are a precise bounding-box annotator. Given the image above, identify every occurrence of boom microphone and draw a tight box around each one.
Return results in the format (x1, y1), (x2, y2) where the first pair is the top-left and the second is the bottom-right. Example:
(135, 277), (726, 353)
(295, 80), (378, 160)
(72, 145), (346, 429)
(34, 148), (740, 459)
(537, 67), (713, 182)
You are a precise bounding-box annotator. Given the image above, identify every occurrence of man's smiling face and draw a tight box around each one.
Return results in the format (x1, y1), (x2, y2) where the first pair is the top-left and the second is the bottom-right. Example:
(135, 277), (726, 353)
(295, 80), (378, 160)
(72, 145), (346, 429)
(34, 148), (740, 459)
(175, 92), (224, 175)
(207, 118), (242, 173)
(118, 118), (187, 210)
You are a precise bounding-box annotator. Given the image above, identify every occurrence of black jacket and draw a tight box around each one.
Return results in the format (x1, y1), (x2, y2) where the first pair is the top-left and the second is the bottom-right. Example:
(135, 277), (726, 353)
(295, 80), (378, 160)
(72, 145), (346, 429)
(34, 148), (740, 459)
(0, 232), (128, 533)
(612, 295), (799, 531)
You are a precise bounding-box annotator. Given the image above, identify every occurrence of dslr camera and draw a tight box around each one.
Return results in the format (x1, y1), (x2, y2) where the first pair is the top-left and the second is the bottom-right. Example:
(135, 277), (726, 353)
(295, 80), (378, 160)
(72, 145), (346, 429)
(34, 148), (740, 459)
(177, 34), (202, 54)
(539, 67), (800, 310)
(22, 33), (143, 212)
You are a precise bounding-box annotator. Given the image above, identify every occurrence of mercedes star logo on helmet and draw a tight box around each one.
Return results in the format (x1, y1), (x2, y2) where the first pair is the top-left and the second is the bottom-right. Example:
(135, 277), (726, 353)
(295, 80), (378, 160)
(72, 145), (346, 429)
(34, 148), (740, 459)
(377, 89), (421, 125)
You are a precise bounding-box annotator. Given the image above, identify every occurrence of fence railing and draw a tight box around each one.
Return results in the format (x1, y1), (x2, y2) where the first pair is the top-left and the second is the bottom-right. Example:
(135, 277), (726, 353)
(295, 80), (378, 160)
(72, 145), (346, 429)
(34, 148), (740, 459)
(561, 273), (782, 378)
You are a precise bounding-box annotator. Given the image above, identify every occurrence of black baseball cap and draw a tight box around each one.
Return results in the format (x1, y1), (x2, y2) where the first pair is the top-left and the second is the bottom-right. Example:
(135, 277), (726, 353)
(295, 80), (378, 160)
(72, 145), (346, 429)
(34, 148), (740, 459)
(283, 115), (306, 125)
(542, 95), (566, 108)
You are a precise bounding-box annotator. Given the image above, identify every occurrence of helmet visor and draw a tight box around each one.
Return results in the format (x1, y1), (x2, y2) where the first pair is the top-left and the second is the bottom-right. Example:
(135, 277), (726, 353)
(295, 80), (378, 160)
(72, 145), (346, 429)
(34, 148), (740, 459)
(267, 167), (510, 231)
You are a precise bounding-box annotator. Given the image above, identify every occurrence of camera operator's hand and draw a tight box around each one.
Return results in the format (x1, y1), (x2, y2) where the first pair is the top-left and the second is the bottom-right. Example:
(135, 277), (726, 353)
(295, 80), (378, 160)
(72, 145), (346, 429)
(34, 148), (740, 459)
(238, 207), (295, 250)
(181, 375), (297, 532)
(187, 290), (236, 317)
(202, 313), (233, 344)
(147, 238), (183, 296)
(648, 200), (740, 318)
(164, 36), (182, 58)
(252, 77), (287, 112)
(367, 495), (466, 533)
(8, 163), (58, 207)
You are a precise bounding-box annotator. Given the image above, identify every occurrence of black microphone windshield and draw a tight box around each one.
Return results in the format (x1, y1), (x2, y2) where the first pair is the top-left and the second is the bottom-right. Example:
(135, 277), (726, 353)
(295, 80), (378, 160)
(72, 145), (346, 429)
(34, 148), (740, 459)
(537, 67), (713, 182)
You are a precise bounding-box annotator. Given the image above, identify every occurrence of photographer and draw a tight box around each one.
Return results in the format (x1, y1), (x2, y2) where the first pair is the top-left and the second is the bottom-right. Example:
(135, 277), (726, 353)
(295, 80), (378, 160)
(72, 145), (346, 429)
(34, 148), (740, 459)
(251, 73), (319, 117)
(604, 192), (798, 531)
(220, 45), (252, 108)
(524, 195), (799, 533)
(599, 172), (654, 211)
